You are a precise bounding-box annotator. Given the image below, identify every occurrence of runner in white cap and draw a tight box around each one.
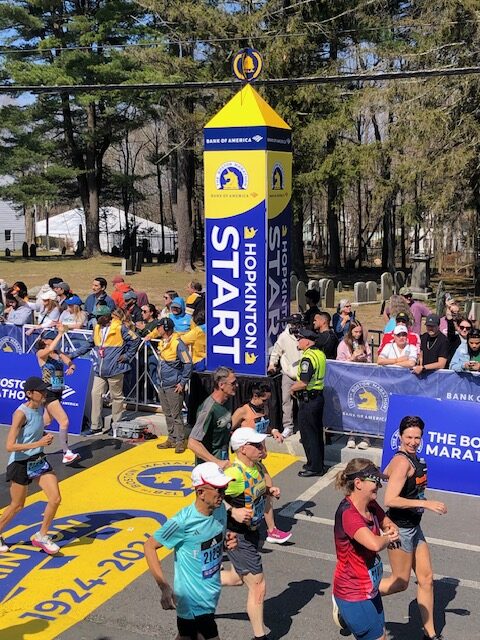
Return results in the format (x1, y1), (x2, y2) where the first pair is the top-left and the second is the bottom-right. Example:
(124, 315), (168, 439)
(144, 462), (237, 640)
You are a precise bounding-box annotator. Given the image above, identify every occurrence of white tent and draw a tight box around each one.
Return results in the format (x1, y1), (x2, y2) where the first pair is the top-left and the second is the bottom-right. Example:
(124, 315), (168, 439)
(35, 207), (177, 254)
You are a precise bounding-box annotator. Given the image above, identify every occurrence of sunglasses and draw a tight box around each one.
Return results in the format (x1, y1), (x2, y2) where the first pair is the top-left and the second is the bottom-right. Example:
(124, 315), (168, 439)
(362, 475), (382, 486)
(141, 309), (150, 313)
(459, 325), (471, 331)
(246, 441), (264, 449)
(202, 485), (226, 494)
(395, 332), (407, 337)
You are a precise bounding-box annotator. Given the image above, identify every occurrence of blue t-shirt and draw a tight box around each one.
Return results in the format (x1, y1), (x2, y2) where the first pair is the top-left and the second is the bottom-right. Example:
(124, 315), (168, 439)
(153, 503), (227, 619)
(9, 403), (44, 464)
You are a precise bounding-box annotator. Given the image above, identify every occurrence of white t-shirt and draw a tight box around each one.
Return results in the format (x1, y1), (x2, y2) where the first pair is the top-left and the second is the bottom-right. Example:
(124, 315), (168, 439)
(379, 342), (417, 364)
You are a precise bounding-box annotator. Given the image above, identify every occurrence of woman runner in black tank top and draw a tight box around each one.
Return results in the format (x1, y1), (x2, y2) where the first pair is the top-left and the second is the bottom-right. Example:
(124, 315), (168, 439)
(379, 416), (447, 640)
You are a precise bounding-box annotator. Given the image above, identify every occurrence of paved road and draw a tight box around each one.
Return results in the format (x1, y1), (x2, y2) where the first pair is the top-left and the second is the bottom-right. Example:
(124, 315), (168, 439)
(0, 423), (478, 640)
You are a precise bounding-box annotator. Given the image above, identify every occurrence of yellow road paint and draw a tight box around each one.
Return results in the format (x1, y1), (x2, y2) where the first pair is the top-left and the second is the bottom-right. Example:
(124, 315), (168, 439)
(0, 442), (296, 639)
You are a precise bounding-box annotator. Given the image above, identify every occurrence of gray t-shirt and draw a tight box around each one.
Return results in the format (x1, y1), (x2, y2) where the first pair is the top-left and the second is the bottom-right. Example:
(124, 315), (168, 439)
(190, 395), (232, 463)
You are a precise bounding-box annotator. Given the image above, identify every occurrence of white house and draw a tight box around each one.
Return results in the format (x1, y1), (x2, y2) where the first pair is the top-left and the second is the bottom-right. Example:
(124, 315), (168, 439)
(0, 200), (25, 251)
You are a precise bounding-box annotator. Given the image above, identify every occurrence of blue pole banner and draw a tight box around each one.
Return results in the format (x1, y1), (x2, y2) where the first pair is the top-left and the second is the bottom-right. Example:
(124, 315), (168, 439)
(204, 82), (291, 376)
(382, 394), (480, 497)
(323, 361), (480, 436)
(0, 352), (92, 434)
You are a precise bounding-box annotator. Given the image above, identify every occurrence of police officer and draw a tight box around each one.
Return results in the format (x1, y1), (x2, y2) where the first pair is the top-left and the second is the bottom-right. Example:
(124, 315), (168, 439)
(290, 328), (326, 477)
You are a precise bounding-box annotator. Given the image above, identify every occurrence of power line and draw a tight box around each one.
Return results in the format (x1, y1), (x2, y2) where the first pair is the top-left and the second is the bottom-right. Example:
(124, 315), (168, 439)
(1, 65), (480, 94)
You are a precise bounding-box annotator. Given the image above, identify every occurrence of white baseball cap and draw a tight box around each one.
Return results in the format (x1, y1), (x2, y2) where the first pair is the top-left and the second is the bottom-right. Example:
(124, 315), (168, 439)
(230, 428), (267, 452)
(393, 325), (408, 335)
(191, 462), (232, 488)
(40, 289), (57, 301)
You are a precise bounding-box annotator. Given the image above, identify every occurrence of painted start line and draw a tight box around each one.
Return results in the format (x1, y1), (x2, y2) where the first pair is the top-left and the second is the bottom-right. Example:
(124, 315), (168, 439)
(0, 442), (296, 639)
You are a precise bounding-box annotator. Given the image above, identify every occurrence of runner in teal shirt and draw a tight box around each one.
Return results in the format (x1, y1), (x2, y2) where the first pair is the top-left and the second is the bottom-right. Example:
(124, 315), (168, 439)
(144, 462), (237, 640)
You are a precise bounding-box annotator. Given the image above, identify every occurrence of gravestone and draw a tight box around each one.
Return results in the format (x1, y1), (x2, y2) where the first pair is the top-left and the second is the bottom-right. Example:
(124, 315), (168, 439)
(121, 258), (134, 276)
(366, 281), (377, 302)
(435, 280), (446, 316)
(319, 278), (328, 298)
(308, 280), (319, 291)
(290, 274), (298, 301)
(296, 281), (307, 312)
(324, 279), (335, 308)
(337, 281), (343, 292)
(22, 242), (29, 258)
(394, 271), (405, 293)
(354, 281), (367, 303)
(381, 272), (393, 301)
(411, 254), (432, 296)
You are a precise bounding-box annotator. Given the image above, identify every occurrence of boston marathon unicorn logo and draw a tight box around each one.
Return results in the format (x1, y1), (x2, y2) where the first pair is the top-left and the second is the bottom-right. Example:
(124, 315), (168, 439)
(216, 162), (248, 191)
(272, 163), (284, 190)
(347, 380), (389, 413)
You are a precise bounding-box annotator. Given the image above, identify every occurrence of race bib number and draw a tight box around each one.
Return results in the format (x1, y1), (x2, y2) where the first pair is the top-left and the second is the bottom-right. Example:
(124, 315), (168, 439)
(251, 496), (265, 528)
(368, 555), (383, 592)
(254, 417), (270, 434)
(201, 533), (224, 579)
(50, 370), (64, 391)
(26, 456), (51, 479)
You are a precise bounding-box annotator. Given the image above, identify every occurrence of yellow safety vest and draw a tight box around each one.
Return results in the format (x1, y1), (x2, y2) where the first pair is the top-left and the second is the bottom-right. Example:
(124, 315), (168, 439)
(297, 347), (326, 391)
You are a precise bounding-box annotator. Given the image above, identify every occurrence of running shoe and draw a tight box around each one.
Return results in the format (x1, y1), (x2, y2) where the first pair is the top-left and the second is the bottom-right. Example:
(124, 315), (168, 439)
(82, 428), (102, 437)
(357, 438), (370, 450)
(266, 528), (292, 544)
(0, 536), (9, 553)
(31, 532), (60, 555)
(346, 436), (356, 448)
(332, 594), (347, 630)
(62, 450), (80, 465)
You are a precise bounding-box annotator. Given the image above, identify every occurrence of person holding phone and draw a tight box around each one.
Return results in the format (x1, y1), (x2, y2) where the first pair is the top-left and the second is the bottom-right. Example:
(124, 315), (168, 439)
(449, 328), (480, 373)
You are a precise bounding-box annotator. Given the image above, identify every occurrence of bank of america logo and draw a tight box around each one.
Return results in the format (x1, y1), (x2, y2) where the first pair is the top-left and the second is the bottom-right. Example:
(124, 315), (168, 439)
(252, 135), (263, 142)
(62, 385), (76, 400)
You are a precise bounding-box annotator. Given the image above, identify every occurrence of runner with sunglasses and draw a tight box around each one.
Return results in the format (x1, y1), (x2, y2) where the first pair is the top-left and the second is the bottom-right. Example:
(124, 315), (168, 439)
(144, 462), (237, 640)
(380, 416), (447, 640)
(221, 428), (280, 640)
(332, 459), (399, 640)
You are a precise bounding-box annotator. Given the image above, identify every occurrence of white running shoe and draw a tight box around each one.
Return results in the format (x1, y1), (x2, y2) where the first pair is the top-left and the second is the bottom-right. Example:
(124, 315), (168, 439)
(357, 438), (370, 450)
(31, 532), (60, 555)
(332, 594), (347, 630)
(347, 436), (356, 449)
(62, 450), (80, 464)
(0, 536), (9, 553)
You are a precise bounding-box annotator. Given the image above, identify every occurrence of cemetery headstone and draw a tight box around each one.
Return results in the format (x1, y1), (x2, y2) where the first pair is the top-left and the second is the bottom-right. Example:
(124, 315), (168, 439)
(381, 272), (393, 301)
(296, 281), (307, 312)
(290, 274), (298, 302)
(308, 280), (319, 291)
(324, 279), (335, 308)
(394, 271), (405, 293)
(336, 281), (342, 292)
(354, 281), (367, 303)
(366, 281), (377, 302)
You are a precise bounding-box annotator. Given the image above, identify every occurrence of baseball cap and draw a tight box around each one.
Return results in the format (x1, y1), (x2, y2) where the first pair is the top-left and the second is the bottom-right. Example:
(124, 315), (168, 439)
(395, 311), (410, 324)
(93, 304), (112, 317)
(112, 275), (124, 284)
(40, 289), (57, 301)
(56, 281), (70, 292)
(282, 313), (303, 324)
(346, 463), (388, 483)
(191, 462), (233, 488)
(24, 376), (50, 392)
(230, 428), (267, 452)
(66, 294), (83, 306)
(297, 328), (319, 341)
(425, 313), (440, 326)
(393, 325), (408, 335)
(123, 291), (137, 301)
(399, 287), (413, 297)
(157, 317), (174, 332)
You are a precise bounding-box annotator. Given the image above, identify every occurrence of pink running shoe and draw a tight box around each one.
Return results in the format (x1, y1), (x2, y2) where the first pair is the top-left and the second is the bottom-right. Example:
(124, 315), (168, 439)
(266, 528), (292, 544)
(62, 450), (80, 464)
(31, 532), (60, 555)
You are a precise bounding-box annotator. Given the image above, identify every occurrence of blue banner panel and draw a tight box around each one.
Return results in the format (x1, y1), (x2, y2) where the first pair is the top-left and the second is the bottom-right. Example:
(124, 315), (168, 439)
(204, 126), (292, 152)
(0, 352), (92, 434)
(382, 394), (480, 497)
(205, 205), (267, 376)
(323, 362), (480, 436)
(267, 204), (290, 349)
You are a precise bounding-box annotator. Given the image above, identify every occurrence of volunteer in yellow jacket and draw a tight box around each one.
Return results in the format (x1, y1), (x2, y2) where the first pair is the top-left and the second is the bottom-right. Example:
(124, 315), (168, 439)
(221, 428), (280, 640)
(148, 317), (193, 454)
(69, 305), (140, 435)
(290, 327), (327, 477)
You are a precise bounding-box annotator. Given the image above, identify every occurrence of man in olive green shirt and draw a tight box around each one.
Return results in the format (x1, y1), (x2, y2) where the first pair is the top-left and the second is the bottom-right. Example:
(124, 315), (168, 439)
(188, 366), (238, 468)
